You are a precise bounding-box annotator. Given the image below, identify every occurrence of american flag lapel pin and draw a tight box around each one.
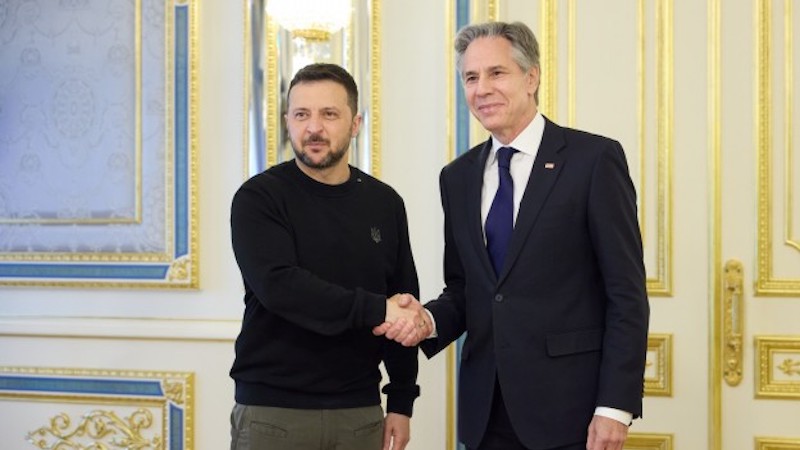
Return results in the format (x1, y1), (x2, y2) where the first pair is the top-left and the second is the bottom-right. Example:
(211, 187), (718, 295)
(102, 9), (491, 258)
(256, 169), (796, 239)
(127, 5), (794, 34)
(544, 162), (556, 169)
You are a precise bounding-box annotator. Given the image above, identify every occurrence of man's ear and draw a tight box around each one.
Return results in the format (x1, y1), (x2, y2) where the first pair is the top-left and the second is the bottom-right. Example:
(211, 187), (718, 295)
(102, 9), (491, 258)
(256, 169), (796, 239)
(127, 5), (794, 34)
(351, 113), (363, 137)
(527, 66), (540, 95)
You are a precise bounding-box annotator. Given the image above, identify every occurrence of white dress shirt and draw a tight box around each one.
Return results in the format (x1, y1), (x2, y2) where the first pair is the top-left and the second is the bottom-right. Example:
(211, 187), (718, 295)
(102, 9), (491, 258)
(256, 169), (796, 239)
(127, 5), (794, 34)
(480, 112), (544, 233)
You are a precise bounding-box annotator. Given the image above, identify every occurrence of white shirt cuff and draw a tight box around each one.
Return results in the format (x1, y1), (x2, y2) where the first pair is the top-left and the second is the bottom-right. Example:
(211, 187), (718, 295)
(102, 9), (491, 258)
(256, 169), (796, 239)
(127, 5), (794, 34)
(424, 308), (437, 339)
(594, 407), (632, 426)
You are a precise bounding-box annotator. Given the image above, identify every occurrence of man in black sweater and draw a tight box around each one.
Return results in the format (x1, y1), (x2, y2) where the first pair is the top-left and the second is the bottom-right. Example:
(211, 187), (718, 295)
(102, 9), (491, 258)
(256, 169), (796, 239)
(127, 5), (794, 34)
(229, 63), (427, 450)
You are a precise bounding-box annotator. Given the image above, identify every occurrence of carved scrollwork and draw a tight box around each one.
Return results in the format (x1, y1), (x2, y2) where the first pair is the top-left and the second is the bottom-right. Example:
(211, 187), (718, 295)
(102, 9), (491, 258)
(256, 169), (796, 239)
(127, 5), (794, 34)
(26, 409), (162, 450)
(163, 379), (185, 405)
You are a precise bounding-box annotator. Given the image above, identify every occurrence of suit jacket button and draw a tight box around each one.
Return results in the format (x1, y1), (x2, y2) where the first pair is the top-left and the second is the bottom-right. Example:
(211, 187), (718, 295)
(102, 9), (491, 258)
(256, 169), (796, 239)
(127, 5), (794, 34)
(494, 294), (503, 302)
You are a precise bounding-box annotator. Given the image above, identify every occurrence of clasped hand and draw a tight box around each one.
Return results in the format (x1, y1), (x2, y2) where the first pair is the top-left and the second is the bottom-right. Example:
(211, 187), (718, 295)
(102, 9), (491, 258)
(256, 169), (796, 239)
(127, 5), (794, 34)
(374, 294), (430, 347)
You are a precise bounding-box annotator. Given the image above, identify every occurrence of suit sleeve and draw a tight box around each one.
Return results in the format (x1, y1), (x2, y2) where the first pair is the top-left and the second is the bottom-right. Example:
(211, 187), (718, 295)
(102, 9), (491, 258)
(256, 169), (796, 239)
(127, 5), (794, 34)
(381, 195), (421, 416)
(587, 141), (650, 418)
(420, 167), (469, 358)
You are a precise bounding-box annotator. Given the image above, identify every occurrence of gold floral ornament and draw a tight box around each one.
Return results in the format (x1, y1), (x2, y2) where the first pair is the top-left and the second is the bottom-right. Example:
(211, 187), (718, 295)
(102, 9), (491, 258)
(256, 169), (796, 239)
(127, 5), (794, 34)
(163, 379), (185, 405)
(778, 358), (800, 377)
(26, 409), (161, 449)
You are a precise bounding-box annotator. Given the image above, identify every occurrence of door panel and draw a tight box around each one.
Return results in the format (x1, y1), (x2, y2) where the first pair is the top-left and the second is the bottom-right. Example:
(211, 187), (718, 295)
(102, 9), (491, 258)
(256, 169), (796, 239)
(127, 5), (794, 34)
(494, 1), (800, 449)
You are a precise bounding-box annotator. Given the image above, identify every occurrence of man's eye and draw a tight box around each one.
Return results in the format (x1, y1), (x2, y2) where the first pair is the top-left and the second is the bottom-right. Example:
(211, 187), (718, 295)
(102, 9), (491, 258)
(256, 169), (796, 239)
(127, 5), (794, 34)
(324, 111), (339, 119)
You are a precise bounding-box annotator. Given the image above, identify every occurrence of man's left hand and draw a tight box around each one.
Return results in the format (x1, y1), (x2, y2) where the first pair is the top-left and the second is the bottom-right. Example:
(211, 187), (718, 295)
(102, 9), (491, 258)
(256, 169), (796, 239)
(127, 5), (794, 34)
(586, 414), (628, 450)
(382, 412), (410, 450)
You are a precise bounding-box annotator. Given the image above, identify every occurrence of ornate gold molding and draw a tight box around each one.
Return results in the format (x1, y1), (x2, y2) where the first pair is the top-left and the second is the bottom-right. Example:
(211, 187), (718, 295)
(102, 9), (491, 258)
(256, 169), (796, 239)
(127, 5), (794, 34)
(756, 0), (800, 295)
(625, 433), (673, 450)
(538, 0), (557, 121)
(756, 336), (800, 399)
(708, 0), (722, 447)
(27, 409), (161, 450)
(369, 0), (382, 177)
(0, 367), (194, 449)
(644, 334), (672, 397)
(644, 0), (674, 297)
(756, 437), (800, 450)
(785, 1), (798, 254)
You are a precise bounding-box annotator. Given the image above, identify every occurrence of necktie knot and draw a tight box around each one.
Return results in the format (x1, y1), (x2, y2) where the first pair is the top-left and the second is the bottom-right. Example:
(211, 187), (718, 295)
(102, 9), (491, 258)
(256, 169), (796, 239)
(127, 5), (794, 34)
(496, 146), (516, 170)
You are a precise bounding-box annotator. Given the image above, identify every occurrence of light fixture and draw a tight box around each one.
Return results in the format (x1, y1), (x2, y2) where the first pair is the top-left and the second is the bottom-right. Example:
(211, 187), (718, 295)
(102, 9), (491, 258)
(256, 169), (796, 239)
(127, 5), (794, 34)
(267, 0), (353, 41)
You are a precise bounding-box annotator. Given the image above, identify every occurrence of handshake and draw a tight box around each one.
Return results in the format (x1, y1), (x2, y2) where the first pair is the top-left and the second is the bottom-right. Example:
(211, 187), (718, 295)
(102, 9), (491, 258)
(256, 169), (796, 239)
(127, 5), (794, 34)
(373, 293), (432, 347)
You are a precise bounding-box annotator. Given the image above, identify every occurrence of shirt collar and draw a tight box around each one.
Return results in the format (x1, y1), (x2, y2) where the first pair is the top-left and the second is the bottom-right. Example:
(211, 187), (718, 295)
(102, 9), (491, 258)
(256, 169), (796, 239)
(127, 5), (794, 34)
(489, 112), (545, 162)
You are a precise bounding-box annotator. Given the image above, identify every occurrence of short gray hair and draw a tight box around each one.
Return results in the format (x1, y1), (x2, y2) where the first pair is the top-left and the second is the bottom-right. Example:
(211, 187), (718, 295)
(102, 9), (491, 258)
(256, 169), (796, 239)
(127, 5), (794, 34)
(454, 21), (540, 102)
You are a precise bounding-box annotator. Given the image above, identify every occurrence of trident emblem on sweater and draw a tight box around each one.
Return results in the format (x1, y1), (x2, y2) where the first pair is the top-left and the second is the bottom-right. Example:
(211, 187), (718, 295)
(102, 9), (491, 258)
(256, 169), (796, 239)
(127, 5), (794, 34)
(370, 227), (382, 243)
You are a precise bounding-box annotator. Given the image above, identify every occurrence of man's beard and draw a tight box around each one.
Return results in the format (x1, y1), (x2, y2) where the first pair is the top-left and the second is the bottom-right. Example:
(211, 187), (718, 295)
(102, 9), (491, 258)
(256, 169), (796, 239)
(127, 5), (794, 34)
(292, 133), (349, 169)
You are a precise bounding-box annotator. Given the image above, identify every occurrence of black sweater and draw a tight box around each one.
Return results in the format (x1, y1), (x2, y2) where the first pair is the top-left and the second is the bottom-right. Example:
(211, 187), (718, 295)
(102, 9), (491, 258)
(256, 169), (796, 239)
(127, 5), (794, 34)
(229, 162), (420, 416)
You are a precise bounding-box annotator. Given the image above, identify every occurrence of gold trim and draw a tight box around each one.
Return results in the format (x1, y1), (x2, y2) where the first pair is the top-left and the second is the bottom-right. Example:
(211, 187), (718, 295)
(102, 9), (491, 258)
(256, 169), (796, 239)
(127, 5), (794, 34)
(708, 0), (722, 448)
(757, 437), (800, 450)
(488, 0), (499, 21)
(446, 0), (455, 164)
(723, 259), (744, 386)
(26, 409), (162, 449)
(0, 367), (194, 450)
(756, 336), (800, 399)
(265, 18), (279, 169)
(370, 0), (382, 178)
(446, 346), (456, 450)
(291, 29), (332, 41)
(539, 0), (557, 121)
(644, 334), (672, 397)
(645, 0), (674, 297)
(786, 0), (798, 253)
(625, 433), (673, 450)
(756, 0), (800, 295)
(567, 0), (576, 127)
(445, 3), (456, 448)
(0, 0), (199, 289)
(187, 0), (200, 290)
(637, 0), (646, 242)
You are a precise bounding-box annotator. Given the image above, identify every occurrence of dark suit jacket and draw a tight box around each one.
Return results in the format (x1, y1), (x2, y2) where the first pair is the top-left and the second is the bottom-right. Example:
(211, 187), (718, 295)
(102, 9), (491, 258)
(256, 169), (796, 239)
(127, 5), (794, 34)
(421, 117), (650, 450)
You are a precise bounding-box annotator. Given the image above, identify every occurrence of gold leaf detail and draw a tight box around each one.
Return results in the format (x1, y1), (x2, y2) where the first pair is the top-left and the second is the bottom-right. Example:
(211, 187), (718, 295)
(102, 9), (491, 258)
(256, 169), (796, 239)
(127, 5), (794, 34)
(26, 409), (161, 449)
(167, 257), (190, 281)
(778, 358), (800, 377)
(163, 379), (185, 405)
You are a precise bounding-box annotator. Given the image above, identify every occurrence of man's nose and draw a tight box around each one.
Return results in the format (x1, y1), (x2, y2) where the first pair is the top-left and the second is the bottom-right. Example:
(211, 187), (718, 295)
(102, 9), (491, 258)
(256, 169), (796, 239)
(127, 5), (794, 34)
(306, 115), (323, 132)
(475, 76), (492, 95)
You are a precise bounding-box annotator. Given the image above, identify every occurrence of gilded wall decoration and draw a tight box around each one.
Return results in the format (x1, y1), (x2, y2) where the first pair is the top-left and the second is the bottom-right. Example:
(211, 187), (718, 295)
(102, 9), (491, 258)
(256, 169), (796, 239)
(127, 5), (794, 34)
(27, 409), (161, 449)
(756, 0), (800, 295)
(625, 433), (673, 450)
(756, 437), (800, 450)
(644, 334), (672, 397)
(756, 336), (800, 399)
(0, 367), (194, 449)
(0, 0), (199, 288)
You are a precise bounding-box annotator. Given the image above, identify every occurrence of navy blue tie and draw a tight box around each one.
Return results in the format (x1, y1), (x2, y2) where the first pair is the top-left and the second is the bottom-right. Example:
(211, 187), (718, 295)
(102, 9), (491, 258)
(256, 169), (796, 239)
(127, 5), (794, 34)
(485, 146), (517, 276)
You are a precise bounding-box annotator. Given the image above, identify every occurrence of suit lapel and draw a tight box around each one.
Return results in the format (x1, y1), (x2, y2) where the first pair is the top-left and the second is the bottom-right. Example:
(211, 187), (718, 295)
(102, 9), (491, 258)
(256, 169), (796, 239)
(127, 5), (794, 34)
(498, 118), (566, 284)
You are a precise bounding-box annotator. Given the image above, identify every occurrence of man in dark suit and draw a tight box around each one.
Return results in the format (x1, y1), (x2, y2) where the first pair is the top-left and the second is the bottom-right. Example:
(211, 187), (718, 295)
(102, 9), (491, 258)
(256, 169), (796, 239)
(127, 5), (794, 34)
(375, 21), (649, 450)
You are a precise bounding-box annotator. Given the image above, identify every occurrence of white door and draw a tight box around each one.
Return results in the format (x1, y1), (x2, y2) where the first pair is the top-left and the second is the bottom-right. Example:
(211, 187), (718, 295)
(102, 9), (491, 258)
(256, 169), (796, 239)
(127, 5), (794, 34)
(496, 1), (800, 449)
